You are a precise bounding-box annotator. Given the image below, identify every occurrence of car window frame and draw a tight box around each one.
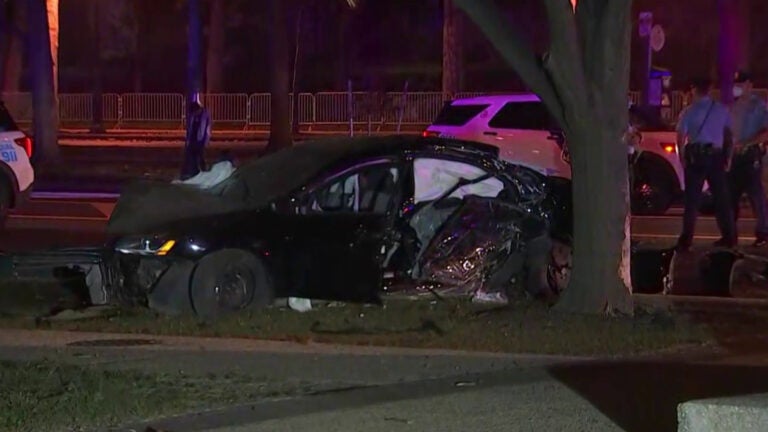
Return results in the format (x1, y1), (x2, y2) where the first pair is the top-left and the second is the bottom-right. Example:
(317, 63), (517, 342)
(487, 101), (559, 131)
(299, 156), (404, 216)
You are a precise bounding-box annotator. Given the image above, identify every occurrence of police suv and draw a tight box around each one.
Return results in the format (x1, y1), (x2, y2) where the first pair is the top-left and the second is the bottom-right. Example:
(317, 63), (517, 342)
(0, 100), (34, 225)
(423, 94), (684, 215)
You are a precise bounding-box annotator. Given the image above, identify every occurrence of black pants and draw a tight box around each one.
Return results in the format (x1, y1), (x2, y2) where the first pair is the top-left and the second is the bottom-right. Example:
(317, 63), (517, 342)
(180, 141), (207, 180)
(679, 150), (735, 246)
(729, 152), (768, 239)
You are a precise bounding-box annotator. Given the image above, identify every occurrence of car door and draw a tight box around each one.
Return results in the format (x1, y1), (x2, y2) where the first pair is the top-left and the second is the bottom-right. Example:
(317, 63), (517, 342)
(404, 155), (532, 292)
(486, 101), (572, 179)
(287, 158), (405, 303)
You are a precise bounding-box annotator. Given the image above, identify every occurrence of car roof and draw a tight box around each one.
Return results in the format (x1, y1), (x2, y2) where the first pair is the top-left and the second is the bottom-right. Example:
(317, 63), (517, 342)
(451, 93), (541, 105)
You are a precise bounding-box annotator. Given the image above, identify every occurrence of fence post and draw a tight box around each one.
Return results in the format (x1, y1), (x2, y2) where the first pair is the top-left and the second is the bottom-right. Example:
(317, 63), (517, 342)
(116, 95), (123, 130)
(245, 94), (252, 130)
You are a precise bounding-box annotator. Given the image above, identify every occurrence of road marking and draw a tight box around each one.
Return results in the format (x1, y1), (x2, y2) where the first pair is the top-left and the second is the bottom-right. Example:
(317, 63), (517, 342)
(633, 233), (757, 241)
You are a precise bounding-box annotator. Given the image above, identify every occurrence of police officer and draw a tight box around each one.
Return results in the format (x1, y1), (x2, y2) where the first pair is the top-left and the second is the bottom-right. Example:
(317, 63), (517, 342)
(676, 78), (736, 251)
(728, 70), (768, 246)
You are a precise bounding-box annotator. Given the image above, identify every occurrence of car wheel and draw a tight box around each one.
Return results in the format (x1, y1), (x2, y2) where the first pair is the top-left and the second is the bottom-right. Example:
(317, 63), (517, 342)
(525, 236), (572, 301)
(189, 249), (274, 319)
(631, 165), (675, 215)
(0, 179), (11, 228)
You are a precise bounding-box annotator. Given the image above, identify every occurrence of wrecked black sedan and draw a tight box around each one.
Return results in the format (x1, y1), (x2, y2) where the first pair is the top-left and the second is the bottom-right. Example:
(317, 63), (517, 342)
(13, 136), (575, 317)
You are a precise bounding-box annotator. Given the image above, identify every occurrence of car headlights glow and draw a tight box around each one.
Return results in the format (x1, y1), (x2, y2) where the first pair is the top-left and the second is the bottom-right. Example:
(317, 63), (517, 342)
(114, 236), (177, 256)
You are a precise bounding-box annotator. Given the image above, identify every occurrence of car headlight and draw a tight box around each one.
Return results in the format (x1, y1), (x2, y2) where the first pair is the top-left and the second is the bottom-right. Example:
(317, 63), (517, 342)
(114, 236), (177, 256)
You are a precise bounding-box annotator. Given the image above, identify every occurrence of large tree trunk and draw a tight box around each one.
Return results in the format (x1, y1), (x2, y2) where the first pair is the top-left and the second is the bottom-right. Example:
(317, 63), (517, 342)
(265, 0), (292, 152)
(205, 0), (225, 93)
(717, 0), (738, 105)
(46, 0), (57, 95)
(26, 0), (59, 163)
(441, 0), (462, 100)
(2, 0), (24, 93)
(89, 0), (104, 133)
(454, 0), (633, 314)
(187, 0), (203, 106)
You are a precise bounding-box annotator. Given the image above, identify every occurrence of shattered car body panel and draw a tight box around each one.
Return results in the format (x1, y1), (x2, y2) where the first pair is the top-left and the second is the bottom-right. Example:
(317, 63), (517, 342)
(9, 136), (573, 314)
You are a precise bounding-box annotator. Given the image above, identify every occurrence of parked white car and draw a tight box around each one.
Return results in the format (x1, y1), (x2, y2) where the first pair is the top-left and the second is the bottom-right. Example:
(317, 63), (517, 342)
(423, 94), (684, 215)
(0, 100), (34, 225)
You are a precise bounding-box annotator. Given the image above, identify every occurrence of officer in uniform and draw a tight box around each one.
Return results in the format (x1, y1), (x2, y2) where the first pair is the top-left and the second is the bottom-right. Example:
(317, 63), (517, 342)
(676, 78), (736, 251)
(728, 70), (768, 246)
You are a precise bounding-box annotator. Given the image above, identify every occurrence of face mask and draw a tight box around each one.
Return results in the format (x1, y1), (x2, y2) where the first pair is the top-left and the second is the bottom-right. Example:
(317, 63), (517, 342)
(733, 86), (744, 98)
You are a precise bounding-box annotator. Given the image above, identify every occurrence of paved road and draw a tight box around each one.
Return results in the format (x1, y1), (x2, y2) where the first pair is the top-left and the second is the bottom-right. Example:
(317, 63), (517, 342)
(1, 197), (761, 251)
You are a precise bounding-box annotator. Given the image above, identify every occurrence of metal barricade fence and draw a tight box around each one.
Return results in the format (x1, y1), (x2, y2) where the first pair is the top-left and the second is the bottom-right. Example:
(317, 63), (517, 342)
(58, 94), (92, 122)
(2, 89), (767, 127)
(121, 93), (185, 123)
(246, 93), (316, 126)
(201, 93), (249, 123)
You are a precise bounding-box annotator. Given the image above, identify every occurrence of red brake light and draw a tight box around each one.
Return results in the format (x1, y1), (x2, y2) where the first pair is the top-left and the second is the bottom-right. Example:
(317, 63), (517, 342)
(422, 130), (440, 138)
(661, 143), (676, 154)
(15, 136), (32, 158)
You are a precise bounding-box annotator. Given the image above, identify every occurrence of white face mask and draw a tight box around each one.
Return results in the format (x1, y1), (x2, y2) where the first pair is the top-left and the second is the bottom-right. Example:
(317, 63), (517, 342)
(733, 86), (744, 98)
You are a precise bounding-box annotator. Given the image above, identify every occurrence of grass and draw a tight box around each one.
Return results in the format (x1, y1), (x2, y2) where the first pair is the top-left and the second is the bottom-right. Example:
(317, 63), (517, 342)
(0, 359), (315, 432)
(0, 288), (721, 357)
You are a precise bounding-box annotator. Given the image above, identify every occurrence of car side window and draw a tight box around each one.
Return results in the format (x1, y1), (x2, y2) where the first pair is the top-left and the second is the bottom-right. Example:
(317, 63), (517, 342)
(487, 102), (557, 130)
(304, 161), (400, 215)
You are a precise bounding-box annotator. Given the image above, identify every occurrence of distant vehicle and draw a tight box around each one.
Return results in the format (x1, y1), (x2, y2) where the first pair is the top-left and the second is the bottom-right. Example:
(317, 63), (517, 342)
(0, 100), (34, 225)
(423, 94), (685, 215)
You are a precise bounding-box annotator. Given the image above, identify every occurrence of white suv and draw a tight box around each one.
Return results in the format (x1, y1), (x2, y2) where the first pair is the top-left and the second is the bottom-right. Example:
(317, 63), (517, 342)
(0, 100), (34, 225)
(423, 94), (684, 215)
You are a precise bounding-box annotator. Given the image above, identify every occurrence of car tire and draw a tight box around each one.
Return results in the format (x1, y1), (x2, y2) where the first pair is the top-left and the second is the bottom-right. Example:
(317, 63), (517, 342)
(0, 178), (11, 229)
(189, 249), (274, 319)
(525, 236), (572, 301)
(631, 161), (675, 216)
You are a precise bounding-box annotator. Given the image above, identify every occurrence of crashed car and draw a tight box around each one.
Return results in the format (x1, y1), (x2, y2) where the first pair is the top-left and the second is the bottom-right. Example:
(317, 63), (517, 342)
(8, 136), (575, 317)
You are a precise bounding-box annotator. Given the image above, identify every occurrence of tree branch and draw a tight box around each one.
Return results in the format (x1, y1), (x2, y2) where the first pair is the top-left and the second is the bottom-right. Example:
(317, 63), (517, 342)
(452, 0), (567, 128)
(542, 0), (588, 125)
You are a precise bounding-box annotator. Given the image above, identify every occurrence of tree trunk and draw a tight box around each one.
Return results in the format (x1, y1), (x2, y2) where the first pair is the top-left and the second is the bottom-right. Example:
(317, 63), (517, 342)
(205, 0), (225, 93)
(89, 0), (104, 133)
(453, 0), (633, 314)
(26, 0), (59, 163)
(718, 0), (738, 105)
(265, 0), (292, 152)
(442, 0), (462, 100)
(290, 7), (303, 135)
(187, 0), (203, 107)
(46, 0), (57, 95)
(2, 0), (24, 93)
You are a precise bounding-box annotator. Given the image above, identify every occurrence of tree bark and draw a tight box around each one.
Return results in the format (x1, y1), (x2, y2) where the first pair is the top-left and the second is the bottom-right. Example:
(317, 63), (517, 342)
(265, 0), (292, 153)
(454, 0), (633, 314)
(46, 0), (57, 95)
(2, 0), (24, 93)
(26, 0), (59, 163)
(205, 0), (225, 93)
(718, 0), (738, 105)
(441, 0), (462, 100)
(89, 0), (104, 133)
(187, 0), (203, 106)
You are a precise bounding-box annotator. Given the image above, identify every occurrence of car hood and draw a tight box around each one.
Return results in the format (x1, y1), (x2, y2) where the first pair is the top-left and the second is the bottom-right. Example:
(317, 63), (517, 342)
(107, 137), (413, 236)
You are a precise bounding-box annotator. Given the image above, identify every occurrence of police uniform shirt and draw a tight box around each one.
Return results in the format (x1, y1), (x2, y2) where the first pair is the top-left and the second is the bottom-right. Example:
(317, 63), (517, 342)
(676, 96), (731, 148)
(731, 94), (768, 144)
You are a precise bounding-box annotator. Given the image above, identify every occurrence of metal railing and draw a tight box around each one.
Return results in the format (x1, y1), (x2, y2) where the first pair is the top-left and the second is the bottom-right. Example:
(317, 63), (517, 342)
(2, 90), (765, 128)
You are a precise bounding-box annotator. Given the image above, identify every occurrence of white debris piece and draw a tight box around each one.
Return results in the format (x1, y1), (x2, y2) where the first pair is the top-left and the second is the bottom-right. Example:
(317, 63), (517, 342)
(173, 161), (235, 189)
(288, 297), (312, 312)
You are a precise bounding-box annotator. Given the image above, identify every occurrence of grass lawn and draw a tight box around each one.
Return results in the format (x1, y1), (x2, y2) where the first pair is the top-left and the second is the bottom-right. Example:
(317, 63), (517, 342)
(0, 289), (723, 357)
(0, 359), (312, 432)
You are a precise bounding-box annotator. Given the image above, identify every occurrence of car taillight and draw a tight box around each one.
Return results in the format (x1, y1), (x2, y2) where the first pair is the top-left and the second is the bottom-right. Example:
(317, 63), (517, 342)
(15, 136), (32, 158)
(422, 130), (440, 138)
(661, 142), (676, 154)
